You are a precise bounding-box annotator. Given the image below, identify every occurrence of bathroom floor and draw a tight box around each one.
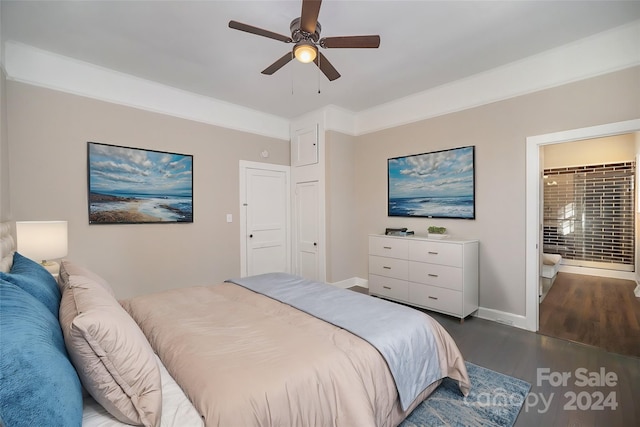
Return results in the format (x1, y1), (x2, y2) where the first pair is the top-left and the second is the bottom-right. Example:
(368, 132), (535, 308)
(538, 272), (640, 358)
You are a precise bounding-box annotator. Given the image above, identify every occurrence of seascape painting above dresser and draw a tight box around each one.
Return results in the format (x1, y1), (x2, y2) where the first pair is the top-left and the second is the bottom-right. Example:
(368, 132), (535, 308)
(387, 146), (476, 220)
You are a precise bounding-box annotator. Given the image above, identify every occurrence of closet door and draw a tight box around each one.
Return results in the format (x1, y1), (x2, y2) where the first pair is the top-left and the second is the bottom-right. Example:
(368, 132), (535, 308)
(290, 117), (325, 283)
(295, 180), (320, 281)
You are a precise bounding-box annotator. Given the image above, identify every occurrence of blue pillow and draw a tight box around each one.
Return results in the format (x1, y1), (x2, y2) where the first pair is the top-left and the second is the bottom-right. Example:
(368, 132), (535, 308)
(0, 280), (83, 427)
(0, 252), (61, 317)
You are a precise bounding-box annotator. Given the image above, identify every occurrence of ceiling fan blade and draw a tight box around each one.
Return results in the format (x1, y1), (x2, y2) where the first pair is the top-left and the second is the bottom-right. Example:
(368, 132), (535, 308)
(261, 52), (293, 75)
(320, 35), (381, 49)
(229, 20), (292, 43)
(313, 51), (340, 81)
(300, 0), (322, 34)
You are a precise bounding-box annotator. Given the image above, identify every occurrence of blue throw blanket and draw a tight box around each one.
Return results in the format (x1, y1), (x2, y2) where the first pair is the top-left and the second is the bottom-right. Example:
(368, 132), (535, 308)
(226, 272), (443, 410)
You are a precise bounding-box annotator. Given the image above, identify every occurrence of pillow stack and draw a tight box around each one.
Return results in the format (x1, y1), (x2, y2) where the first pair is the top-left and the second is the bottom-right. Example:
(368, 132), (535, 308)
(57, 259), (163, 427)
(0, 255), (163, 427)
(0, 253), (83, 426)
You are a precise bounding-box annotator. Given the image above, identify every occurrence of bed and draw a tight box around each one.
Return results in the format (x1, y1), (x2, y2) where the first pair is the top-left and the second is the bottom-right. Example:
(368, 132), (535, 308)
(0, 221), (470, 427)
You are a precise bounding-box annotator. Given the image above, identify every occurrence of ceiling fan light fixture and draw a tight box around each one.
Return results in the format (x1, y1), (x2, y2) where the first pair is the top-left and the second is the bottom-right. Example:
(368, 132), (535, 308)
(294, 42), (317, 63)
(229, 0), (380, 81)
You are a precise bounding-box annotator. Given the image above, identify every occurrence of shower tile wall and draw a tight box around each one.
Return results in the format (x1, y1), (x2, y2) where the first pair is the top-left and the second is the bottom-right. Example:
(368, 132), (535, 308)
(543, 161), (635, 269)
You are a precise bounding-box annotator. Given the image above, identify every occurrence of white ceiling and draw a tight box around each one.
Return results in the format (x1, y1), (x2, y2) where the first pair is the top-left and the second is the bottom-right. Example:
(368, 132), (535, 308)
(2, 0), (640, 119)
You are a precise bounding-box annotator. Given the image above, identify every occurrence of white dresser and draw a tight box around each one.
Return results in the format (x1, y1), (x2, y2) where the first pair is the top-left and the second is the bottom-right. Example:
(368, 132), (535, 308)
(368, 234), (479, 322)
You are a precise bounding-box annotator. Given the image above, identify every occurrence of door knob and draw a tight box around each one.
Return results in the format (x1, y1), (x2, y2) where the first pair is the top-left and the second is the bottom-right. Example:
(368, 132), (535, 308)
(249, 234), (253, 238)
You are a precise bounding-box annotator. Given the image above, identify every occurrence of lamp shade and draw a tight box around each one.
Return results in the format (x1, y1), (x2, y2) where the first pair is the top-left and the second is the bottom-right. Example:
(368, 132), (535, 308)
(16, 221), (68, 263)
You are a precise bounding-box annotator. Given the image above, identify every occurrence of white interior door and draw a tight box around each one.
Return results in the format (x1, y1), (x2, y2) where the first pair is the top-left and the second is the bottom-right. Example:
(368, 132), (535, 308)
(240, 161), (290, 277)
(295, 180), (320, 280)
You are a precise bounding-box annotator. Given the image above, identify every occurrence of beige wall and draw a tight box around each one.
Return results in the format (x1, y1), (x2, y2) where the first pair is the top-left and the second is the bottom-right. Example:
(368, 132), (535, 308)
(325, 130), (358, 283)
(6, 82), (289, 298)
(543, 134), (636, 169)
(352, 66), (640, 317)
(5, 66), (640, 317)
(0, 3), (6, 222)
(0, 67), (9, 222)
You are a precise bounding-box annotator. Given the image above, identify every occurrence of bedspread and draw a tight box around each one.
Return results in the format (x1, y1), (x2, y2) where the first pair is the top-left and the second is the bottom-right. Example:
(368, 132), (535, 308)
(123, 281), (469, 427)
(227, 272), (468, 410)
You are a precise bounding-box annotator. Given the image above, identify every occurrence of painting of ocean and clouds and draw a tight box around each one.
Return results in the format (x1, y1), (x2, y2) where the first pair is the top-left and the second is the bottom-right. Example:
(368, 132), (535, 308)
(388, 146), (475, 219)
(88, 142), (193, 224)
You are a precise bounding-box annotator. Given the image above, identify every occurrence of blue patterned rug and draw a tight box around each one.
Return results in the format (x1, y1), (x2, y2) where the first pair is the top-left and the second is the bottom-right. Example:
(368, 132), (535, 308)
(401, 362), (531, 427)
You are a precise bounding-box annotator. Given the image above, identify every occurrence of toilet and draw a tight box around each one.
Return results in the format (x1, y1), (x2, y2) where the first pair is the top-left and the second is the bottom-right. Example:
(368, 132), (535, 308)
(540, 253), (562, 299)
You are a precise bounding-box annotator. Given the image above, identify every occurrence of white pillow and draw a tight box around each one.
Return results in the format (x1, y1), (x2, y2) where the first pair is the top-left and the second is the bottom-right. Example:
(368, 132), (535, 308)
(59, 273), (162, 426)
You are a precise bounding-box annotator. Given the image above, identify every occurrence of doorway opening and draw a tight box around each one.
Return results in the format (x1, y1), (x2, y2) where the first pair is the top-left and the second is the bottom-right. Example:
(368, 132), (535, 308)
(525, 119), (640, 333)
(537, 135), (640, 357)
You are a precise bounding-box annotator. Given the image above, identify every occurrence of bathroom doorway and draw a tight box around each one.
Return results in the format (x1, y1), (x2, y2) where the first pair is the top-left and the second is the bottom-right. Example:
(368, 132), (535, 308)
(534, 129), (640, 356)
(525, 119), (640, 333)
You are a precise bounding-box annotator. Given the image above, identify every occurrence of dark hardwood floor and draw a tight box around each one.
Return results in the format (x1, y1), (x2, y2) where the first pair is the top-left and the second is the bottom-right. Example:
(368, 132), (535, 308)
(539, 272), (640, 358)
(349, 286), (640, 426)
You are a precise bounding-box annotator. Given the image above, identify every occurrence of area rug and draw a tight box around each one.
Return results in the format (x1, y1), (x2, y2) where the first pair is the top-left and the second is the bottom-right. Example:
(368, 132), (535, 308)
(401, 362), (531, 427)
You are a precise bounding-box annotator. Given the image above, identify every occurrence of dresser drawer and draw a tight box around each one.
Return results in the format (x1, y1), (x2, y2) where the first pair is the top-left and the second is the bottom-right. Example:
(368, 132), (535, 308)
(369, 236), (409, 259)
(369, 255), (409, 280)
(409, 262), (462, 291)
(409, 240), (462, 267)
(409, 283), (462, 315)
(369, 274), (409, 302)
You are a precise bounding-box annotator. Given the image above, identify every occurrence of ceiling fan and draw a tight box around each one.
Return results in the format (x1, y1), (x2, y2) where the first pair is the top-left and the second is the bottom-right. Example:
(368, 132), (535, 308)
(228, 0), (380, 81)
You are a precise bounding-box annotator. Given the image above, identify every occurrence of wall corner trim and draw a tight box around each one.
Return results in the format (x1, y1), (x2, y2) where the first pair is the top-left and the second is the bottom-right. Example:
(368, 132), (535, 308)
(330, 276), (368, 290)
(354, 20), (640, 136)
(3, 41), (291, 141)
(323, 105), (357, 135)
(475, 307), (530, 331)
(4, 19), (638, 140)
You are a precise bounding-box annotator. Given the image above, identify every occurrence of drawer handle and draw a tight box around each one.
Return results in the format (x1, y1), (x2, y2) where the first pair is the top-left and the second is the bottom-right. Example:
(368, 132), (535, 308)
(428, 274), (438, 277)
(383, 266), (391, 269)
(428, 251), (439, 255)
(428, 296), (438, 300)
(383, 246), (392, 249)
(383, 286), (392, 290)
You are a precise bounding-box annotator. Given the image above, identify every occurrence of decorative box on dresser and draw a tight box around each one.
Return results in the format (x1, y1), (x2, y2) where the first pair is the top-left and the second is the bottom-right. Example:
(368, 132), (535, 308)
(368, 234), (479, 322)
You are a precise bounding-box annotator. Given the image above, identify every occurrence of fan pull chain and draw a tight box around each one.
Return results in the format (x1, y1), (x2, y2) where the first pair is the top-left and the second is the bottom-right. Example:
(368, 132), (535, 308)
(317, 53), (321, 94)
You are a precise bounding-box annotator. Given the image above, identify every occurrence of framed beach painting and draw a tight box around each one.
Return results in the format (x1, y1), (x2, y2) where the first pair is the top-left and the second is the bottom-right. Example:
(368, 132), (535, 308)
(87, 142), (193, 224)
(388, 146), (475, 219)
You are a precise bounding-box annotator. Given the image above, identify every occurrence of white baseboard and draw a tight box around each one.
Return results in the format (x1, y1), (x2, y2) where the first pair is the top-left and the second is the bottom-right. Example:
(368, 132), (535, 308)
(558, 265), (635, 280)
(331, 278), (533, 332)
(330, 276), (368, 289)
(474, 307), (530, 331)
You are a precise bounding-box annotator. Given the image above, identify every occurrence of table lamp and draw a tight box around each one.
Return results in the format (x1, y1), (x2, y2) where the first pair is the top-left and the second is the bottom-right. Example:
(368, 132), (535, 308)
(16, 220), (68, 275)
